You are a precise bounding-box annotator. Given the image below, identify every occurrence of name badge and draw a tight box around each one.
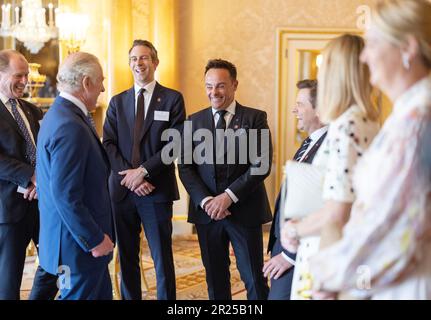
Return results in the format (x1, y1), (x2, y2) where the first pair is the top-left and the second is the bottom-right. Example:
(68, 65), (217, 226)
(154, 110), (170, 122)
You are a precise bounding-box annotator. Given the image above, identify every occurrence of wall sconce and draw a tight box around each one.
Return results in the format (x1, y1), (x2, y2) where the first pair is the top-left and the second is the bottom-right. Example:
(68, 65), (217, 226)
(0, 0), (57, 54)
(55, 11), (89, 55)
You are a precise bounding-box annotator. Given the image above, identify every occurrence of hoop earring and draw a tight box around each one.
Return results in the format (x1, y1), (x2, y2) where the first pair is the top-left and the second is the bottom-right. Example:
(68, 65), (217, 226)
(402, 53), (410, 70)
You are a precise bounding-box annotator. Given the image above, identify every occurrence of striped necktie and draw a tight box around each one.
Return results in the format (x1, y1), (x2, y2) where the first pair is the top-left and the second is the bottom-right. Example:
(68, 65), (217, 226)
(9, 99), (36, 167)
(294, 137), (312, 162)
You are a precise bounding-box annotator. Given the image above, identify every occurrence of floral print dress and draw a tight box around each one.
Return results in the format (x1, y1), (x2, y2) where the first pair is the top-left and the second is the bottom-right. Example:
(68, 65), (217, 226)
(310, 75), (431, 299)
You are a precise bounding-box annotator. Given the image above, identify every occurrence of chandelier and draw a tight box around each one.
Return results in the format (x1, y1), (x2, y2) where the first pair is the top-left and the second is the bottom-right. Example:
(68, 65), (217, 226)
(0, 0), (57, 54)
(55, 11), (89, 54)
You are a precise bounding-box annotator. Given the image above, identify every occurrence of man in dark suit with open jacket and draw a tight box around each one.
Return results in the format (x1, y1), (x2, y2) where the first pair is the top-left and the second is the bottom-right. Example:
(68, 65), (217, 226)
(103, 40), (186, 300)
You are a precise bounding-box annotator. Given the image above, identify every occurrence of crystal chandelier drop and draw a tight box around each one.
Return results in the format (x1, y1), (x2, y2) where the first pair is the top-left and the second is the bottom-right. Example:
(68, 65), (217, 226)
(1, 0), (57, 54)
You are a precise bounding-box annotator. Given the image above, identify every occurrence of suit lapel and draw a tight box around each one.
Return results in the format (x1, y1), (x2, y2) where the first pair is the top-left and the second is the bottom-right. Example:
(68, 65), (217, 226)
(18, 99), (38, 139)
(0, 100), (26, 140)
(124, 88), (135, 143)
(301, 131), (327, 164)
(203, 108), (216, 177)
(139, 82), (162, 141)
(225, 103), (243, 156)
(227, 103), (243, 131)
(226, 103), (244, 176)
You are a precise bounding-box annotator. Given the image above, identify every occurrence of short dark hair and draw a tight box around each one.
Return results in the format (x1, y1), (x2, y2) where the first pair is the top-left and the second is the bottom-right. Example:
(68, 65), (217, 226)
(296, 79), (318, 108)
(128, 39), (158, 62)
(205, 59), (237, 80)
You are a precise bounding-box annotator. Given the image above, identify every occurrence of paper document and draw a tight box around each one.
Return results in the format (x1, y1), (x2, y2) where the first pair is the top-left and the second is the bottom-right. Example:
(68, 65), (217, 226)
(281, 160), (325, 220)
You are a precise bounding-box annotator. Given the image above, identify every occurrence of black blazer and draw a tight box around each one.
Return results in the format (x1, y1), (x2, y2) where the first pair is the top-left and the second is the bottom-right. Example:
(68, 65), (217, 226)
(0, 99), (43, 224)
(267, 131), (327, 254)
(103, 82), (186, 206)
(178, 103), (273, 228)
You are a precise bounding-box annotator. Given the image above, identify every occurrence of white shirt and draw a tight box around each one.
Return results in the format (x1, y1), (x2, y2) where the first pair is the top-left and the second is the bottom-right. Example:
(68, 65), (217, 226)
(211, 100), (236, 128)
(59, 91), (89, 116)
(200, 100), (239, 209)
(130, 81), (156, 175)
(298, 126), (328, 162)
(0, 92), (36, 145)
(134, 80), (156, 118)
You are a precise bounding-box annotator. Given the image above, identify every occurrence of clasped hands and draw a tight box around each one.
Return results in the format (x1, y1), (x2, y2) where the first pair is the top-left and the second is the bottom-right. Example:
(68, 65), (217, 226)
(119, 168), (155, 197)
(203, 192), (233, 221)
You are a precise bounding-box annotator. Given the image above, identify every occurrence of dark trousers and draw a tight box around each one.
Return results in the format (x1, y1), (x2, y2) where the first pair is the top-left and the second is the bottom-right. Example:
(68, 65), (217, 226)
(195, 219), (269, 300)
(113, 194), (176, 300)
(267, 239), (294, 300)
(57, 265), (112, 300)
(0, 203), (57, 300)
(29, 265), (59, 300)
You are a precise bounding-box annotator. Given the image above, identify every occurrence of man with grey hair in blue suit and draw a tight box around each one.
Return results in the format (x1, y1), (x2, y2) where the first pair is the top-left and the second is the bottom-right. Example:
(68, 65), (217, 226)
(37, 52), (114, 300)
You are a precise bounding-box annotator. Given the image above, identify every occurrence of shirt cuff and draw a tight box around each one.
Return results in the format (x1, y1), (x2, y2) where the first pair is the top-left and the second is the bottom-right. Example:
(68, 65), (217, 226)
(200, 196), (214, 209)
(139, 166), (149, 178)
(225, 189), (239, 203)
(281, 252), (296, 265)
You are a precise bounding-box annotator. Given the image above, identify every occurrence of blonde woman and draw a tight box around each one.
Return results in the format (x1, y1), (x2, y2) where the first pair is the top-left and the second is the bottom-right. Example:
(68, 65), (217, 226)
(280, 34), (380, 300)
(310, 0), (431, 300)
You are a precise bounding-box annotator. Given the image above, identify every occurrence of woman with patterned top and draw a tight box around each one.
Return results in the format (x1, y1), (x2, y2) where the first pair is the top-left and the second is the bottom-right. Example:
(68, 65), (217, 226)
(280, 34), (380, 300)
(309, 0), (431, 300)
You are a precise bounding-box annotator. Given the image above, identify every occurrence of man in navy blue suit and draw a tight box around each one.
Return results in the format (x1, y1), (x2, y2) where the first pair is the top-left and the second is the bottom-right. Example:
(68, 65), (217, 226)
(263, 79), (327, 300)
(178, 59), (272, 300)
(0, 50), (57, 300)
(37, 52), (114, 300)
(103, 40), (186, 300)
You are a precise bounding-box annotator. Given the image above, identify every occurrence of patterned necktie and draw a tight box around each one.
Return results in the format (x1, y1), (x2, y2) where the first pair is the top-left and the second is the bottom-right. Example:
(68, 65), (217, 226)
(293, 137), (312, 162)
(131, 88), (145, 168)
(9, 99), (36, 167)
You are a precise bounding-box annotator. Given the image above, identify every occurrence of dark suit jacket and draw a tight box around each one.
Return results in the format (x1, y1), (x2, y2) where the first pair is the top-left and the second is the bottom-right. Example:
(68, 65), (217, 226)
(103, 82), (186, 210)
(0, 99), (42, 224)
(178, 103), (273, 228)
(37, 96), (114, 275)
(267, 132), (327, 256)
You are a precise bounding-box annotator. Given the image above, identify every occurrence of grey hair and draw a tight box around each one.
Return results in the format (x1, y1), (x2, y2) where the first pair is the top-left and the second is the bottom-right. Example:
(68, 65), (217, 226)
(57, 52), (101, 93)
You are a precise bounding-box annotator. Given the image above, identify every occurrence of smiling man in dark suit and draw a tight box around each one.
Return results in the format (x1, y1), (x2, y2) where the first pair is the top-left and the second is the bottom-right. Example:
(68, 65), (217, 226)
(263, 79), (327, 300)
(103, 40), (186, 300)
(178, 59), (272, 300)
(0, 50), (57, 300)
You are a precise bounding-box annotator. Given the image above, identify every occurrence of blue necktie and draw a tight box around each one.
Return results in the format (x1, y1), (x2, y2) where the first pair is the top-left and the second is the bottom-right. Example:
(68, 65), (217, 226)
(10, 99), (36, 167)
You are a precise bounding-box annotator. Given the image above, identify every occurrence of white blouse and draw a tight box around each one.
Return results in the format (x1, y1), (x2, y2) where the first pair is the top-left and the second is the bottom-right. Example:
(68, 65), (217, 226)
(313, 104), (380, 203)
(310, 75), (431, 299)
